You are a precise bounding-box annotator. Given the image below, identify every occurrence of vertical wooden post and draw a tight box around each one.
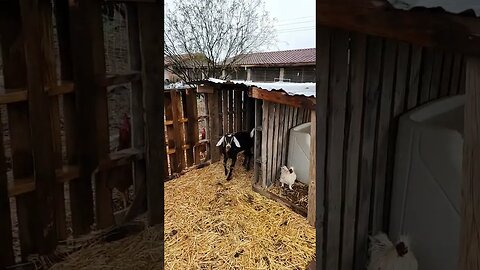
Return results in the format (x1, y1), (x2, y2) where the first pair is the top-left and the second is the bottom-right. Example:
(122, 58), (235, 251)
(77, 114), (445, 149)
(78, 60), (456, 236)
(234, 90), (242, 132)
(261, 101), (270, 188)
(208, 92), (221, 162)
(127, 3), (146, 212)
(69, 0), (111, 231)
(0, 113), (13, 268)
(185, 89), (200, 165)
(171, 90), (185, 172)
(19, 0), (57, 253)
(460, 57), (480, 270)
(138, 3), (165, 226)
(55, 0), (85, 236)
(245, 95), (254, 133)
(0, 1), (37, 258)
(253, 99), (262, 185)
(307, 110), (316, 226)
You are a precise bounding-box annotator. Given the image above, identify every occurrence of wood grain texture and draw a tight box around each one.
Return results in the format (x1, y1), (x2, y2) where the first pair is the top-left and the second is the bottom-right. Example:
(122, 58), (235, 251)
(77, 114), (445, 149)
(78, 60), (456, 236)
(316, 1), (480, 56)
(316, 27), (331, 269)
(307, 110), (316, 227)
(372, 40), (397, 234)
(460, 56), (480, 270)
(207, 92), (221, 162)
(261, 101), (269, 187)
(407, 46), (423, 110)
(138, 2), (165, 226)
(0, 0), (38, 258)
(325, 30), (349, 270)
(341, 32), (366, 270)
(354, 36), (384, 270)
(19, 0), (58, 253)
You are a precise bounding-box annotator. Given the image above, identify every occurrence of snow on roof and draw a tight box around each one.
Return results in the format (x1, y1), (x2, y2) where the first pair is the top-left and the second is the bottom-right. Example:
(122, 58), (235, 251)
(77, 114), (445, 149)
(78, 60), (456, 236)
(206, 78), (316, 98)
(387, 0), (480, 16)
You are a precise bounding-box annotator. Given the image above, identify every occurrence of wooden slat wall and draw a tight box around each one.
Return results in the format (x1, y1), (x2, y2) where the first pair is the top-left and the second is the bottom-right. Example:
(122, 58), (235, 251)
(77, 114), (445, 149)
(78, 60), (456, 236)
(317, 28), (466, 270)
(257, 101), (312, 188)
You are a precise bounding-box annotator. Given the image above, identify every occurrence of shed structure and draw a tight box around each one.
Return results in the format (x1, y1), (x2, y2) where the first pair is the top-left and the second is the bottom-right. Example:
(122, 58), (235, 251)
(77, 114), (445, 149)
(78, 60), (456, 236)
(316, 0), (479, 270)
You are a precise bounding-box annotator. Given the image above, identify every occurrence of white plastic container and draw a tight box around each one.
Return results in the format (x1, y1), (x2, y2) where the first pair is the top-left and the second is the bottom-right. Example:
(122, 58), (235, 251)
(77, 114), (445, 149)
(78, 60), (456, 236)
(287, 122), (311, 185)
(389, 95), (464, 270)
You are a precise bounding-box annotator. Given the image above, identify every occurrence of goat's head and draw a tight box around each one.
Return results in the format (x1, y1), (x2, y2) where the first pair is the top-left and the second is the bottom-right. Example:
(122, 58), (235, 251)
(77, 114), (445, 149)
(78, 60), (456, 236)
(216, 134), (240, 153)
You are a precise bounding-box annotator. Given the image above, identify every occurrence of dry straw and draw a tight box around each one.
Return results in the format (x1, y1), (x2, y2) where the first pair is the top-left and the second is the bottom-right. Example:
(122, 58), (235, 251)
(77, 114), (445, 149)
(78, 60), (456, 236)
(51, 161), (315, 270)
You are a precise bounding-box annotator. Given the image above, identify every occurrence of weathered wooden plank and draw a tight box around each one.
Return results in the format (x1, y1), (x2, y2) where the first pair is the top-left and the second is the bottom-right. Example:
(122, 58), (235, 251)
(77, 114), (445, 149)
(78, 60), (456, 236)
(39, 0), (67, 240)
(126, 3), (146, 213)
(439, 52), (454, 98)
(234, 90), (242, 132)
(228, 90), (234, 133)
(341, 32), (366, 270)
(0, 0), (37, 258)
(449, 54), (464, 96)
(253, 99), (262, 185)
(307, 110), (316, 227)
(138, 2), (166, 226)
(0, 111), (13, 268)
(164, 93), (176, 173)
(266, 103), (275, 187)
(271, 103), (281, 183)
(325, 29), (349, 270)
(407, 46), (423, 110)
(372, 40), (397, 234)
(222, 90), (228, 135)
(171, 90), (185, 172)
(316, 27), (331, 269)
(103, 72), (141, 86)
(429, 51), (444, 100)
(419, 48), (435, 104)
(354, 36), (384, 270)
(185, 88), (199, 165)
(261, 101), (269, 187)
(316, 1), (480, 57)
(279, 106), (291, 169)
(207, 92), (221, 162)
(276, 105), (286, 170)
(460, 56), (480, 270)
(19, 0), (58, 253)
(249, 87), (316, 110)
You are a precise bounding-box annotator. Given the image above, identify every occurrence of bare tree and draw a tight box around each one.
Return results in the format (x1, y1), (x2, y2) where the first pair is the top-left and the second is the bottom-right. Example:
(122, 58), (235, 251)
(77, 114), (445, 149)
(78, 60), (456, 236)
(164, 0), (276, 83)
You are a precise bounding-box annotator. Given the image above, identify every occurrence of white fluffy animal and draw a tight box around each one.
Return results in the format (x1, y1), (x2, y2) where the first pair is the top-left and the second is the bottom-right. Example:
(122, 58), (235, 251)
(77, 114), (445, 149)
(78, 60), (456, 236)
(368, 232), (418, 270)
(279, 166), (296, 190)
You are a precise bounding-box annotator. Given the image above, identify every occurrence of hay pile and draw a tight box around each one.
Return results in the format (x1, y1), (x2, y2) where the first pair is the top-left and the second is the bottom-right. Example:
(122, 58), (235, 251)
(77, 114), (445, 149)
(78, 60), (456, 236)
(267, 181), (309, 210)
(164, 162), (315, 269)
(51, 161), (315, 270)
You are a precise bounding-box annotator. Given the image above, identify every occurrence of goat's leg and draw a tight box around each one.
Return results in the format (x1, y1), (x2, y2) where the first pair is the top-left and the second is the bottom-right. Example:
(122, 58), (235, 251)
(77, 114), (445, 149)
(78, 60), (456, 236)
(226, 155), (237, 181)
(245, 149), (253, 171)
(223, 155), (229, 176)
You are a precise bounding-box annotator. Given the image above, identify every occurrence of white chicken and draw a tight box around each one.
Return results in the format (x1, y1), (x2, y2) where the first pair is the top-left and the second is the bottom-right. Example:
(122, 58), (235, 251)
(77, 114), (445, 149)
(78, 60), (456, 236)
(279, 165), (296, 190)
(367, 232), (418, 270)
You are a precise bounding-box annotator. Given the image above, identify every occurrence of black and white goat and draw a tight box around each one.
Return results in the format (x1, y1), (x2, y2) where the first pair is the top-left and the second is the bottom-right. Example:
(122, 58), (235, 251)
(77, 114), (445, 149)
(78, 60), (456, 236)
(216, 129), (255, 180)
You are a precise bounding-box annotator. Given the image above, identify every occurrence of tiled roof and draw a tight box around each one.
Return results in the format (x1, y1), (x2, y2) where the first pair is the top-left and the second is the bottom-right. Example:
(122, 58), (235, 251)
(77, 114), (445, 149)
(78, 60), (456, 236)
(234, 48), (315, 66)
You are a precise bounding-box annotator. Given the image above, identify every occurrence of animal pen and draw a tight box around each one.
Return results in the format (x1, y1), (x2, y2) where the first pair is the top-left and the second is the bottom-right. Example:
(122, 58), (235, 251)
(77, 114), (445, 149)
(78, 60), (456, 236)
(315, 1), (480, 270)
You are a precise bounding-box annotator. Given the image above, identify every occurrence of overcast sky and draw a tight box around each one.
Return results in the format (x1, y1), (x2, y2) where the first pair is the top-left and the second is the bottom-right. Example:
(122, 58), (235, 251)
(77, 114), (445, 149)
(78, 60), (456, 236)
(264, 0), (316, 50)
(164, 0), (315, 52)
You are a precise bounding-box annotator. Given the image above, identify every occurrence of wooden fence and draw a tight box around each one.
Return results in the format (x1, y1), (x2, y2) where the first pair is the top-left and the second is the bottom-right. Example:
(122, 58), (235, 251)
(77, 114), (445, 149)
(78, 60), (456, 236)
(317, 28), (466, 270)
(253, 101), (312, 188)
(0, 1), (168, 267)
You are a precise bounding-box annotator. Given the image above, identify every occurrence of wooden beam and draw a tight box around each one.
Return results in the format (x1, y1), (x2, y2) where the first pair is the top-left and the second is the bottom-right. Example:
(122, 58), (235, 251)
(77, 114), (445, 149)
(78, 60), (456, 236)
(207, 92), (221, 162)
(249, 87), (315, 110)
(252, 184), (307, 217)
(103, 72), (141, 87)
(0, 110), (13, 267)
(316, 1), (480, 56)
(460, 56), (480, 270)
(0, 0), (38, 259)
(19, 0), (58, 253)
(138, 2), (165, 226)
(307, 110), (316, 227)
(126, 3), (147, 216)
(68, 0), (105, 234)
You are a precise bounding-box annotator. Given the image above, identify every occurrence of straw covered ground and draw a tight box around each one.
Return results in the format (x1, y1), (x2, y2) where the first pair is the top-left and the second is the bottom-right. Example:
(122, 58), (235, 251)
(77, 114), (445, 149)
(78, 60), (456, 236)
(50, 159), (315, 270)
